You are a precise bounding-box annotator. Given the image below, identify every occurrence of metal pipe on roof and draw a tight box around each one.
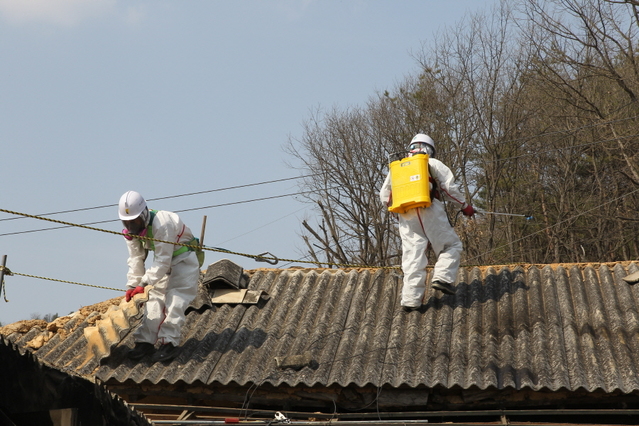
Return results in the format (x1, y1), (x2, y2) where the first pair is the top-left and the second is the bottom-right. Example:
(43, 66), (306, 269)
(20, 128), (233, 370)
(200, 215), (207, 247)
(0, 255), (6, 300)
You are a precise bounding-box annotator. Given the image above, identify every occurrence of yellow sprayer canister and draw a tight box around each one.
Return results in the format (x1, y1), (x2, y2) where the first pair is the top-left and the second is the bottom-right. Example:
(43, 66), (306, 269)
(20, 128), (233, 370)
(388, 154), (431, 214)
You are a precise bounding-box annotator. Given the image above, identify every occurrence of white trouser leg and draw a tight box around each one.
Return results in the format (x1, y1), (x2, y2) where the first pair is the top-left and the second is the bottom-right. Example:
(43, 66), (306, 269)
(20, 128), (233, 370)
(134, 278), (167, 344)
(398, 202), (463, 307)
(399, 209), (429, 307)
(420, 201), (463, 284)
(157, 253), (199, 345)
(134, 252), (199, 345)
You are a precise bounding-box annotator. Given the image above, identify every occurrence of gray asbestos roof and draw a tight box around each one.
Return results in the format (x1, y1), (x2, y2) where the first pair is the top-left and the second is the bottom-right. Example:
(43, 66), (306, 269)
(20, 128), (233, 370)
(4, 261), (639, 393)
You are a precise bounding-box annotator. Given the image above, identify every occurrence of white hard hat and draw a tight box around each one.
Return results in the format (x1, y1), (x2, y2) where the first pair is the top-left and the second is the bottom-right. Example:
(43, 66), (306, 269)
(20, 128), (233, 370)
(410, 133), (435, 149)
(408, 133), (436, 157)
(118, 190), (147, 220)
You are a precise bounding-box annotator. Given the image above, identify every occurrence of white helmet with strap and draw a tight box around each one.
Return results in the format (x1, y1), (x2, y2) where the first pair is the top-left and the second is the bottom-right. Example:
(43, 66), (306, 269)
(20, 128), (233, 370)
(119, 190), (151, 236)
(118, 190), (147, 220)
(408, 133), (436, 157)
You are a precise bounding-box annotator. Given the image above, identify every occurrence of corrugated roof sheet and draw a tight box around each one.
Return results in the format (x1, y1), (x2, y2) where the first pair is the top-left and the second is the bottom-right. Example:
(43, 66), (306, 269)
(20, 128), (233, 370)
(3, 262), (639, 393)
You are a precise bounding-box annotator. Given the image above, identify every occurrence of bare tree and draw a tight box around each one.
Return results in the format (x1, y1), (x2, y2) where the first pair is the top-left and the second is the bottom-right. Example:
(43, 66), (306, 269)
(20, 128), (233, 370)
(516, 0), (639, 261)
(285, 105), (403, 267)
(287, 0), (639, 268)
(414, 1), (539, 264)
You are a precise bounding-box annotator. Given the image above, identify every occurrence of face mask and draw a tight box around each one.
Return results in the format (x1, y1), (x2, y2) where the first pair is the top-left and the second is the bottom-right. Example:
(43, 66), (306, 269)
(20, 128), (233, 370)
(122, 215), (146, 235)
(122, 227), (148, 241)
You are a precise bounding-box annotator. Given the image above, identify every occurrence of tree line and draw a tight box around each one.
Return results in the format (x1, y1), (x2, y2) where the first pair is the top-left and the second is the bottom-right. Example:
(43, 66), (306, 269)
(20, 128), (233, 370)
(286, 0), (639, 268)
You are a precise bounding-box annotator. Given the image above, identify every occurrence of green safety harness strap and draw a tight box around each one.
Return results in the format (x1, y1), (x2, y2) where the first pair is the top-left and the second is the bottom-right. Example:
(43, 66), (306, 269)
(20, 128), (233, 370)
(146, 210), (199, 258)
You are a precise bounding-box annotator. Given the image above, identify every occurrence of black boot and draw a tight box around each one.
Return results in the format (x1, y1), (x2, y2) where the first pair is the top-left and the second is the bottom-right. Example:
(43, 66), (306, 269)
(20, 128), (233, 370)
(152, 343), (180, 363)
(129, 342), (155, 360)
(432, 280), (456, 295)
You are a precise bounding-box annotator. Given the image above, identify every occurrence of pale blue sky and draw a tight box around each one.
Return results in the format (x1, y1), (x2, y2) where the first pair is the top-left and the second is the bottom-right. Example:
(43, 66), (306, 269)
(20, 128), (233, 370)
(0, 0), (495, 325)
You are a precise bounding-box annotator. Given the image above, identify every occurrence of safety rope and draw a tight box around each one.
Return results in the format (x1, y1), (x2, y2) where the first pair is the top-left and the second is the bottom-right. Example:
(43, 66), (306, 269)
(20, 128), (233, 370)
(0, 208), (393, 270)
(0, 264), (121, 292)
(2, 197), (638, 295)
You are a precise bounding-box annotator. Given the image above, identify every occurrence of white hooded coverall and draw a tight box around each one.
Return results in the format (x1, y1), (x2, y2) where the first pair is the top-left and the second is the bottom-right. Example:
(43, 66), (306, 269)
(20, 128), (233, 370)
(380, 157), (467, 307)
(125, 210), (200, 346)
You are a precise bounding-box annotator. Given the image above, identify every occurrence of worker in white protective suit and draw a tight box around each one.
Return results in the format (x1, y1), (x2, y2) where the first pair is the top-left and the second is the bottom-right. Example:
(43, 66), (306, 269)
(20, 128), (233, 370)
(379, 134), (475, 311)
(119, 190), (201, 362)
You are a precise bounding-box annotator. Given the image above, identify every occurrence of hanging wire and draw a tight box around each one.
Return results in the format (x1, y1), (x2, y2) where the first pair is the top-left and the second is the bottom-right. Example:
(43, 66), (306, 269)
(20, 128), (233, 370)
(0, 175), (311, 223)
(0, 207), (387, 269)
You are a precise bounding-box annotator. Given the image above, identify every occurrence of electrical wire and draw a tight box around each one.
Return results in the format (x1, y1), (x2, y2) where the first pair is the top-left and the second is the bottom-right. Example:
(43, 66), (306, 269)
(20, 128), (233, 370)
(2, 183), (636, 295)
(0, 207), (381, 269)
(2, 121), (634, 237)
(0, 175), (310, 223)
(3, 114), (633, 226)
(217, 206), (309, 245)
(0, 119), (636, 275)
(488, 132), (639, 165)
(0, 190), (315, 238)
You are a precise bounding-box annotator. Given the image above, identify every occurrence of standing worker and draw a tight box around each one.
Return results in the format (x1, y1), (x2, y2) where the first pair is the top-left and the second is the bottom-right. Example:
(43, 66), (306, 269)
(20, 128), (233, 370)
(119, 190), (201, 362)
(380, 134), (475, 311)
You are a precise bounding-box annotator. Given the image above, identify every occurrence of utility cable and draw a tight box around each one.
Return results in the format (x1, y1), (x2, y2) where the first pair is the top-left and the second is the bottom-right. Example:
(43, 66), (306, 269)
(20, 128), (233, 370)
(385, 113), (639, 161)
(0, 183), (636, 294)
(217, 206), (309, 245)
(0, 207), (387, 269)
(1, 185), (637, 297)
(2, 128), (633, 237)
(2, 113), (633, 231)
(480, 113), (639, 148)
(3, 114), (633, 226)
(0, 190), (315, 238)
(0, 175), (310, 223)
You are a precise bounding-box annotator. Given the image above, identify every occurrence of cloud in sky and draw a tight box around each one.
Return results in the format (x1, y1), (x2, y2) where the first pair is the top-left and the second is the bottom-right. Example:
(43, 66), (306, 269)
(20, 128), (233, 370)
(0, 0), (117, 26)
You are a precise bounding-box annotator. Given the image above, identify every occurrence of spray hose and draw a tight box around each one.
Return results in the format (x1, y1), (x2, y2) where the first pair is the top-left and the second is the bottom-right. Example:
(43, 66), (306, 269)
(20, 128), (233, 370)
(475, 209), (534, 220)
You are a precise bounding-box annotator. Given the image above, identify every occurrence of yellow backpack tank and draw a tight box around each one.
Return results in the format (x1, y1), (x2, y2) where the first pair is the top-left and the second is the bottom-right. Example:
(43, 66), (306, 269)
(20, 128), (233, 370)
(388, 154), (431, 214)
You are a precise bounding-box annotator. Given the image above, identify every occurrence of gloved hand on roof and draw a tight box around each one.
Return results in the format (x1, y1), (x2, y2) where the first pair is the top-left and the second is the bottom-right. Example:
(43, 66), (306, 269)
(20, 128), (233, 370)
(125, 286), (145, 302)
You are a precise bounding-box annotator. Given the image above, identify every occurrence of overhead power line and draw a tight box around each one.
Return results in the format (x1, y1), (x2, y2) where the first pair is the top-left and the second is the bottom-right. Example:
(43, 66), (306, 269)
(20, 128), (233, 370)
(1, 186), (638, 299)
(6, 115), (636, 225)
(0, 175), (309, 223)
(0, 207), (379, 269)
(0, 190), (316, 238)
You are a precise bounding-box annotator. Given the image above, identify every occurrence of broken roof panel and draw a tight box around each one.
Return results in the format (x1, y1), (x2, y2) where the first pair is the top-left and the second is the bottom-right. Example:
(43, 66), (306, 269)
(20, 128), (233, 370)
(2, 262), (639, 394)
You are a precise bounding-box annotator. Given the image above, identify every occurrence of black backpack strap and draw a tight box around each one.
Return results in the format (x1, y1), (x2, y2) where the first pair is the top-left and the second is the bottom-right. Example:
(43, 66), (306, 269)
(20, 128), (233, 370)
(428, 165), (441, 201)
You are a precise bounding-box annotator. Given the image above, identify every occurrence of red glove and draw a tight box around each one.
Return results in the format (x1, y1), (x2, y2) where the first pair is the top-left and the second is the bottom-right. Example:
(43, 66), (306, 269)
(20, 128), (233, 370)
(125, 286), (145, 302)
(461, 204), (475, 217)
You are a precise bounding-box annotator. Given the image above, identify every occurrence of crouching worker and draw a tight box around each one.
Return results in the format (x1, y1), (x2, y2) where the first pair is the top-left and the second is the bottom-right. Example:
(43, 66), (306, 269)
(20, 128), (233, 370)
(380, 134), (475, 312)
(119, 190), (200, 362)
